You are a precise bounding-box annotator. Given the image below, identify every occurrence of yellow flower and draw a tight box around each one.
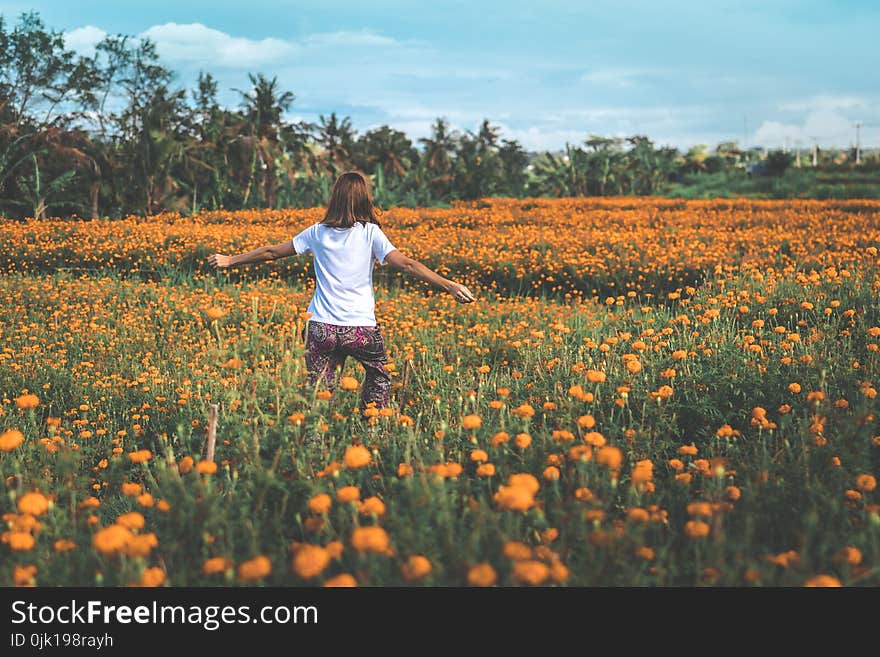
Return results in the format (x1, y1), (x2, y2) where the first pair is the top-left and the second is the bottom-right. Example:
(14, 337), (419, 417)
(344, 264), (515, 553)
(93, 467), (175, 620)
(339, 376), (359, 391)
(205, 307), (226, 320)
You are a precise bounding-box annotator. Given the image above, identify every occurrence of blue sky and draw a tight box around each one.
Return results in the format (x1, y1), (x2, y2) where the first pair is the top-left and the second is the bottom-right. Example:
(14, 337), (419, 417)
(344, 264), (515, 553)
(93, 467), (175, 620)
(4, 1), (879, 151)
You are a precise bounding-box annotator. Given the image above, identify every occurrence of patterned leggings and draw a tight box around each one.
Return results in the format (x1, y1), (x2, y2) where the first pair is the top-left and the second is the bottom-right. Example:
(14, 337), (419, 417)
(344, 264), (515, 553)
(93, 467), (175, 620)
(304, 320), (392, 411)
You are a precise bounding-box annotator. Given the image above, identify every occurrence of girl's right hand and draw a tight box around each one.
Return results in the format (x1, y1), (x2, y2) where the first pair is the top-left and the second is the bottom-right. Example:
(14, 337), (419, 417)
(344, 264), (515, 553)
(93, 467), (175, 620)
(448, 282), (475, 303)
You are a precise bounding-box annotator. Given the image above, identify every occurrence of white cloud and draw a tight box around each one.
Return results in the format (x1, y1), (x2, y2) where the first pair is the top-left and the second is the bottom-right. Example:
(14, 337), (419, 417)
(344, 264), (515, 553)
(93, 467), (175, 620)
(778, 94), (867, 113)
(139, 23), (297, 68)
(579, 67), (645, 88)
(301, 30), (402, 49)
(753, 109), (862, 147)
(64, 25), (108, 53)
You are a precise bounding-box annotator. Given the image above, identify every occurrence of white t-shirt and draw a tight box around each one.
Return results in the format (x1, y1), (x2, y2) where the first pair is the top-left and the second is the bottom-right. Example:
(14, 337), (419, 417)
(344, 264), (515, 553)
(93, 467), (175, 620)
(292, 221), (397, 326)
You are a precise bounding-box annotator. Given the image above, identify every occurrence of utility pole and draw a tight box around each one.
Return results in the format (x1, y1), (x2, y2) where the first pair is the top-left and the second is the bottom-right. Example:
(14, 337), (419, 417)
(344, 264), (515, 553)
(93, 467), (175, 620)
(794, 139), (802, 167)
(809, 136), (819, 167)
(854, 121), (862, 165)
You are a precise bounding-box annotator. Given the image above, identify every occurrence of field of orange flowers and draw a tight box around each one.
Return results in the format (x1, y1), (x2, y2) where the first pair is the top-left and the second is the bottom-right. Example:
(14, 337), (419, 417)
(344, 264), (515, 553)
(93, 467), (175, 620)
(1, 197), (879, 586)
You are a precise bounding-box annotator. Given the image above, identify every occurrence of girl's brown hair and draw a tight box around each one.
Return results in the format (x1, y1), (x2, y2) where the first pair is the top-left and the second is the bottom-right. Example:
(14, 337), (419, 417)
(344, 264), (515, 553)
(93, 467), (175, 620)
(321, 171), (382, 228)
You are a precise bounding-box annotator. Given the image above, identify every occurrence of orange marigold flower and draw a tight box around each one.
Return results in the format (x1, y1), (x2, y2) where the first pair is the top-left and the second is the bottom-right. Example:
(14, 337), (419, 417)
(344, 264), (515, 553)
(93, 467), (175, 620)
(803, 574), (841, 587)
(292, 544), (331, 579)
(493, 485), (535, 512)
(323, 573), (358, 587)
(339, 376), (359, 391)
(343, 445), (371, 469)
(139, 567), (166, 587)
(586, 370), (607, 383)
(196, 460), (218, 475)
(13, 564), (37, 586)
(470, 449), (489, 463)
(835, 546), (862, 566)
(577, 414), (596, 429)
(336, 486), (360, 504)
(116, 512), (145, 531)
(121, 482), (142, 497)
(308, 493), (332, 515)
(0, 428), (25, 452)
(543, 466), (561, 481)
(856, 474), (876, 492)
(92, 524), (133, 556)
(350, 526), (391, 554)
(635, 546), (655, 561)
(357, 496), (386, 517)
(238, 555), (272, 582)
(508, 473), (540, 494)
(513, 403), (535, 418)
(401, 554), (432, 581)
(503, 541), (533, 561)
(3, 531), (36, 551)
(467, 562), (498, 587)
(15, 394), (40, 410)
(511, 560), (551, 586)
(54, 539), (76, 553)
(397, 463), (414, 478)
(203, 557), (233, 575)
(178, 456), (194, 474)
(476, 463), (496, 477)
(461, 414), (482, 430)
(17, 492), (50, 516)
(684, 520), (710, 539)
(596, 446), (623, 471)
(128, 449), (152, 464)
(514, 432), (532, 449)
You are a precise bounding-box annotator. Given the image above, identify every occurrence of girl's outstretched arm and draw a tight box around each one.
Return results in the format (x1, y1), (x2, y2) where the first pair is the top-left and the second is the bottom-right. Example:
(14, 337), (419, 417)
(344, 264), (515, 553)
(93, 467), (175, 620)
(208, 241), (296, 269)
(384, 250), (475, 303)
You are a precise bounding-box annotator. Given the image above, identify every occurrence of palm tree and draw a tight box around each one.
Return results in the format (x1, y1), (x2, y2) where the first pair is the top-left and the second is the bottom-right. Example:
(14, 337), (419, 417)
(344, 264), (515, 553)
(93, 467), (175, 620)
(317, 112), (356, 176)
(418, 117), (456, 199)
(234, 73), (295, 208)
(352, 126), (417, 184)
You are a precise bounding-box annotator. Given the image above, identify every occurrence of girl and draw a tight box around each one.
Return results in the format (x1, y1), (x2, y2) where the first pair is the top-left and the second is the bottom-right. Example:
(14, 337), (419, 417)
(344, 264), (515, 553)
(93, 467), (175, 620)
(207, 171), (475, 415)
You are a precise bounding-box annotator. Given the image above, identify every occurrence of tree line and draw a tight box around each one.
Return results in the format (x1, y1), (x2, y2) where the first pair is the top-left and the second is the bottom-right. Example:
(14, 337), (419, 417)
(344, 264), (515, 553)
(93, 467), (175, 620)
(3, 12), (772, 219)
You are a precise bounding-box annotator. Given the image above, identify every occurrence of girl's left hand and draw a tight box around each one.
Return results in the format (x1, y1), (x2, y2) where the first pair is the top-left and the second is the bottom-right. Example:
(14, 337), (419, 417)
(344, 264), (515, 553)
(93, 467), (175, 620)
(208, 253), (232, 269)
